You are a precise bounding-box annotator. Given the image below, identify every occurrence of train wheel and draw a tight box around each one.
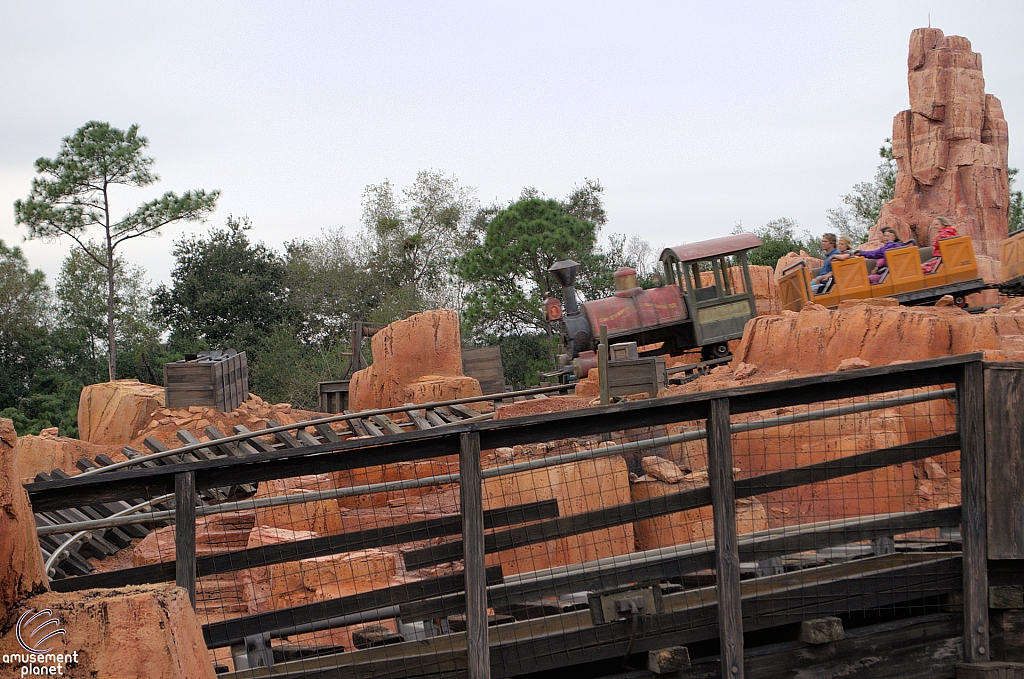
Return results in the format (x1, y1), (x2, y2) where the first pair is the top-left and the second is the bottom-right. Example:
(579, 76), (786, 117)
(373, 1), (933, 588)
(701, 343), (730, 361)
(954, 295), (968, 308)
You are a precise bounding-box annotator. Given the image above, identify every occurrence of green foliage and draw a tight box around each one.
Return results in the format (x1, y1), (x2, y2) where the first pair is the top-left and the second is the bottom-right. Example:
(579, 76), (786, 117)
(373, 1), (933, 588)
(736, 218), (824, 269)
(13, 121), (219, 380)
(604, 232), (659, 288)
(154, 216), (291, 352)
(1010, 168), (1023, 235)
(0, 372), (80, 437)
(826, 140), (897, 243)
(458, 196), (611, 336)
(0, 240), (51, 411)
(55, 247), (161, 379)
(284, 228), (380, 346)
(360, 170), (478, 316)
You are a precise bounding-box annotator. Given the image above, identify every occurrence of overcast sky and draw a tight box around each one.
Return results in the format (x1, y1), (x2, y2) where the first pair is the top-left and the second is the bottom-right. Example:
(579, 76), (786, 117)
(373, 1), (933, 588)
(1, 1), (1020, 288)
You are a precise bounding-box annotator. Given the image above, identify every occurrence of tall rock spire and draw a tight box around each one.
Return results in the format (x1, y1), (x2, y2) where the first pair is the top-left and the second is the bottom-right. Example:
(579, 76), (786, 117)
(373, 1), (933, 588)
(872, 28), (1010, 259)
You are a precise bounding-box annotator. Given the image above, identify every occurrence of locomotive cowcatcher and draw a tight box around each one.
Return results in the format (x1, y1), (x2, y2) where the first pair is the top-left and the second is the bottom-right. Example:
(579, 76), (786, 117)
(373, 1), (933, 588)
(545, 233), (763, 373)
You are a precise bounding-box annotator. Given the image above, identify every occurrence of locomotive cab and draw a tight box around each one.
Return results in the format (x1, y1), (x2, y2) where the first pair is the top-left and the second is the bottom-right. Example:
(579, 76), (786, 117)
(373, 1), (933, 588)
(659, 233), (762, 359)
(547, 233), (762, 368)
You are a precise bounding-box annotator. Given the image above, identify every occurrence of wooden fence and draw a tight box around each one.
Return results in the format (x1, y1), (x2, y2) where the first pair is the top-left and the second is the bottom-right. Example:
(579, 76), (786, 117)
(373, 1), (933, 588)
(25, 354), (1017, 679)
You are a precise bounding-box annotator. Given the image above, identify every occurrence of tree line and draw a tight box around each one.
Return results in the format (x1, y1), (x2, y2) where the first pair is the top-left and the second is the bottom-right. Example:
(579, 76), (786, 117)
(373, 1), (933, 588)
(7, 122), (1015, 437)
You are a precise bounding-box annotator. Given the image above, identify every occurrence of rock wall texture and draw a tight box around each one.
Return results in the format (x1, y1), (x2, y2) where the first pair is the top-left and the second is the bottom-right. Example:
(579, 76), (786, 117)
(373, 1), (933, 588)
(0, 419), (48, 626)
(349, 310), (483, 411)
(78, 379), (165, 445)
(871, 28), (1010, 258)
(0, 585), (217, 679)
(15, 428), (124, 481)
(732, 298), (1024, 374)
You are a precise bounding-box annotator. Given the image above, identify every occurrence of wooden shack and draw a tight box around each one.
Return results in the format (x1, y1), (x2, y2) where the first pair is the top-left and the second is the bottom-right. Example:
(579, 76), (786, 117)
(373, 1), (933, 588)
(164, 350), (249, 412)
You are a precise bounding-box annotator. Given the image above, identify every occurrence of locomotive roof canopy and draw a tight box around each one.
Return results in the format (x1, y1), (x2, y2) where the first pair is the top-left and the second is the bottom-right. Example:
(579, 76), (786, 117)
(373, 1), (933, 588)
(660, 233), (763, 264)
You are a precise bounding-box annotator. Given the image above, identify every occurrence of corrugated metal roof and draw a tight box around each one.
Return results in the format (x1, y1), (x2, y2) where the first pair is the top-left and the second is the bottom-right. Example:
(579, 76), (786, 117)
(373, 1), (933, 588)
(660, 233), (763, 263)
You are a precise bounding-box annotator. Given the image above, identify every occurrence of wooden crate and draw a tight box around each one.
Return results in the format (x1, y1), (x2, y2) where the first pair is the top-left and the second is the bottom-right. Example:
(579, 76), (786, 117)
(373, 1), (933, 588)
(463, 346), (506, 396)
(318, 380), (350, 414)
(164, 351), (249, 412)
(606, 357), (667, 398)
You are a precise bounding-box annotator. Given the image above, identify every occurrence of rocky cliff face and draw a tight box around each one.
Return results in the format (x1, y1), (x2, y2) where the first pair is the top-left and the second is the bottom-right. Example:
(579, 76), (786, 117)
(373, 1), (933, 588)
(872, 27), (1010, 258)
(349, 310), (483, 410)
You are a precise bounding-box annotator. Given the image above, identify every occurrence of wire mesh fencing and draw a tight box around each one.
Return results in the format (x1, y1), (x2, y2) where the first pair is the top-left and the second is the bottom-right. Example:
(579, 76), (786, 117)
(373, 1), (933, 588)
(27, 356), (984, 679)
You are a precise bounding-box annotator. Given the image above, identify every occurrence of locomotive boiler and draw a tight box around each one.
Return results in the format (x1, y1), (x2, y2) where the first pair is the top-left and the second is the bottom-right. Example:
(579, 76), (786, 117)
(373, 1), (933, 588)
(545, 233), (763, 372)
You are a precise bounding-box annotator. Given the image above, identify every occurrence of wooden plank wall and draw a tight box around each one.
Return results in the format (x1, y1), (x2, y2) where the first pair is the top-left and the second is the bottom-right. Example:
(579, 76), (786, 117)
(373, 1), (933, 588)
(463, 347), (505, 395)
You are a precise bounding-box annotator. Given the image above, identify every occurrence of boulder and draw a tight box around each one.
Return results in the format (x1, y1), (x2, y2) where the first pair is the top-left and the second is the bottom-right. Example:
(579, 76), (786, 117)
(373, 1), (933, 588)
(78, 380), (165, 445)
(349, 310), (483, 411)
(642, 456), (686, 483)
(0, 419), (48, 626)
(481, 455), (633, 575)
(15, 431), (124, 481)
(631, 476), (767, 551)
(732, 299), (1024, 375)
(775, 251), (823, 281)
(870, 28), (1010, 258)
(0, 585), (216, 679)
(253, 474), (346, 535)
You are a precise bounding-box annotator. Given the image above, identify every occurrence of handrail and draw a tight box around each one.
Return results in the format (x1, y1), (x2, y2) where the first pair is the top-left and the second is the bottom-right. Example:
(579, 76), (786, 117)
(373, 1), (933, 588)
(781, 259), (807, 276)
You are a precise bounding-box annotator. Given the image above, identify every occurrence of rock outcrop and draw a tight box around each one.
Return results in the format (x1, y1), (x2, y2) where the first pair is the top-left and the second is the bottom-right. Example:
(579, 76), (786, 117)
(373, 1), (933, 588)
(78, 380), (165, 445)
(349, 310), (483, 411)
(0, 586), (217, 679)
(732, 298), (1024, 374)
(15, 429), (125, 481)
(871, 27), (1010, 258)
(0, 419), (48, 626)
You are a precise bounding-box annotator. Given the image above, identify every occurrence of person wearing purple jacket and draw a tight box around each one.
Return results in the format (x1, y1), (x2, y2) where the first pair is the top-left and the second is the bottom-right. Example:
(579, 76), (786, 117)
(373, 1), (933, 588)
(855, 227), (905, 282)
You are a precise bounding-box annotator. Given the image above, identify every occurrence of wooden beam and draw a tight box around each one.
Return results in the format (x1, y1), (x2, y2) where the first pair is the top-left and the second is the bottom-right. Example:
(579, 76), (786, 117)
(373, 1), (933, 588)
(708, 397), (743, 679)
(460, 431), (491, 679)
(174, 471), (196, 607)
(960, 360), (990, 663)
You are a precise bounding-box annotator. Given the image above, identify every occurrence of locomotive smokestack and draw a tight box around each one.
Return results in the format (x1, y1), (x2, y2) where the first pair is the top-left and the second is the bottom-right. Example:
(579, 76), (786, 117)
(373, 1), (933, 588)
(548, 259), (581, 315)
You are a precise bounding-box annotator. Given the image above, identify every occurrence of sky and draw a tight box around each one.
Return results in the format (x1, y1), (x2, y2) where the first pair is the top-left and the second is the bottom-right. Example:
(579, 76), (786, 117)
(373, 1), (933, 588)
(1, 1), (1021, 288)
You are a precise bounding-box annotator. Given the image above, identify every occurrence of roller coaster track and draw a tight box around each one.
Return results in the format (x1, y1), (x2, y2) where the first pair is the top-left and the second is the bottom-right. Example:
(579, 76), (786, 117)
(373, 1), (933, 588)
(35, 383), (575, 579)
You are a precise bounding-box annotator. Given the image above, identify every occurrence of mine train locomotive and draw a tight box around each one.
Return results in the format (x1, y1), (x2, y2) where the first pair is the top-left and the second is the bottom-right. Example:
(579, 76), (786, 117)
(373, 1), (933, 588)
(544, 233), (764, 373)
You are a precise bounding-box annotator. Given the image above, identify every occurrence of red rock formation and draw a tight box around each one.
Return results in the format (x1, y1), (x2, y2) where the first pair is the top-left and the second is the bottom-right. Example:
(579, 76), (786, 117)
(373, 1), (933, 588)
(732, 299), (1024, 374)
(78, 379), (165, 445)
(349, 310), (483, 411)
(872, 28), (1011, 258)
(0, 419), (48, 626)
(0, 585), (217, 679)
(15, 429), (126, 481)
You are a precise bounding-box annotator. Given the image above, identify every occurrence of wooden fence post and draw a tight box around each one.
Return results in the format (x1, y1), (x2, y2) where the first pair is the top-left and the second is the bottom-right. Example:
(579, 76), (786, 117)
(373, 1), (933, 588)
(707, 397), (743, 679)
(175, 470), (197, 608)
(959, 360), (989, 662)
(460, 432), (490, 679)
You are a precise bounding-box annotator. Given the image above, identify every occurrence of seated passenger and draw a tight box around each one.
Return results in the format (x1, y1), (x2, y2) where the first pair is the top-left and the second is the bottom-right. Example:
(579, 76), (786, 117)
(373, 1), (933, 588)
(811, 236), (853, 293)
(856, 227), (905, 283)
(922, 216), (959, 274)
(811, 233), (840, 294)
